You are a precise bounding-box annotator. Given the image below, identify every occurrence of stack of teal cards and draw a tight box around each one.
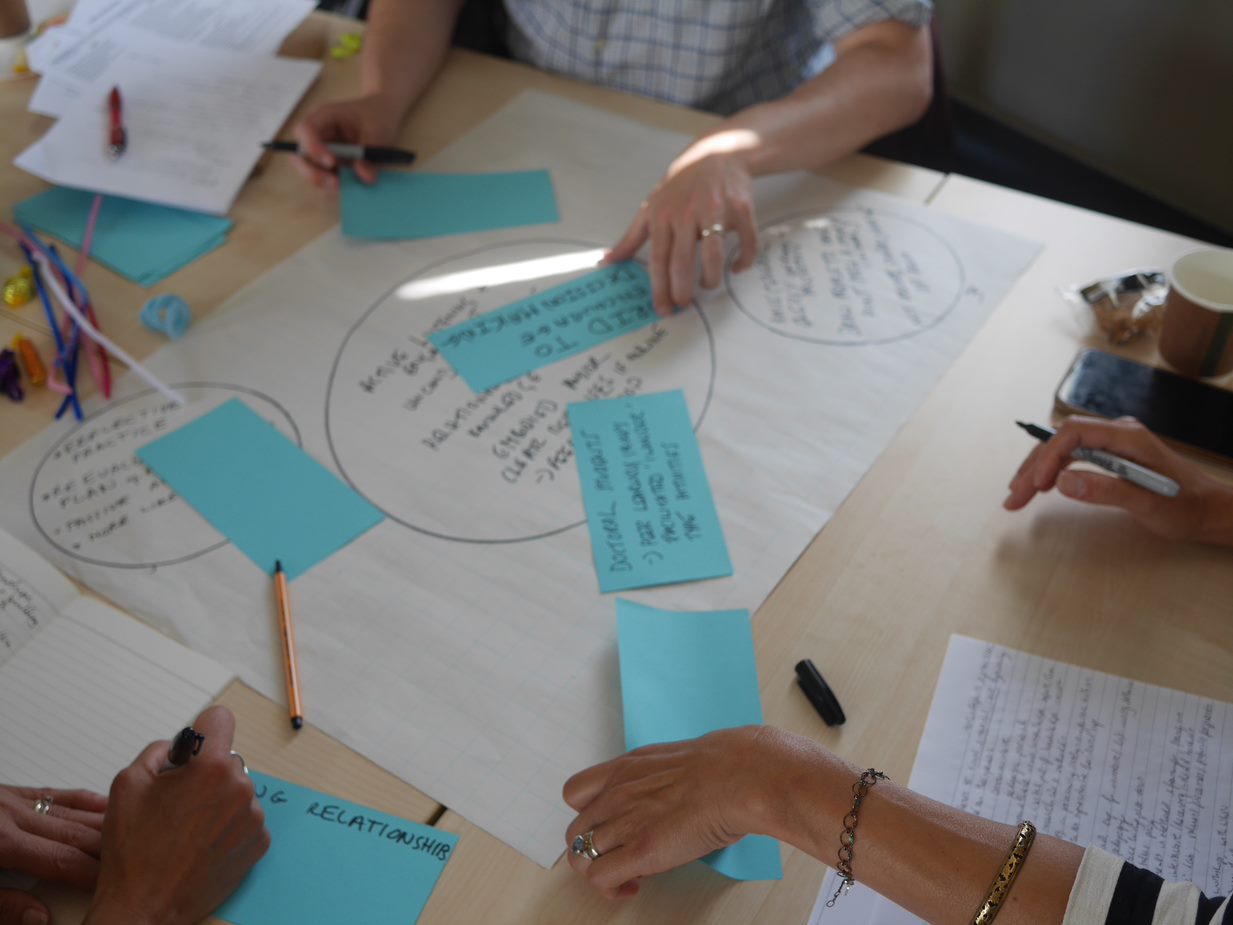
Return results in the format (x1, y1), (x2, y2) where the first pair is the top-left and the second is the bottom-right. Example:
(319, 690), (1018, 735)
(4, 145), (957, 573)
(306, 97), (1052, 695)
(218, 772), (457, 925)
(616, 599), (782, 881)
(137, 399), (384, 578)
(14, 186), (232, 287)
(340, 169), (559, 241)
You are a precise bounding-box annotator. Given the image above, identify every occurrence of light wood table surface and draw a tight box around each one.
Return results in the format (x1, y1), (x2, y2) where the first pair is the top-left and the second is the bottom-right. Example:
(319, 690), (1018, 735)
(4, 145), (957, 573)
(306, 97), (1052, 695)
(0, 11), (949, 925)
(6, 11), (1229, 925)
(418, 180), (1233, 923)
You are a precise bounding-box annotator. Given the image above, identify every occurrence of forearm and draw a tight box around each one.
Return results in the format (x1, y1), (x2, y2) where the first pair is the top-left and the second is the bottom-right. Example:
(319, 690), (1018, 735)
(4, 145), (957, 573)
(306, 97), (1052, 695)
(676, 22), (932, 178)
(360, 0), (468, 124)
(761, 733), (1083, 925)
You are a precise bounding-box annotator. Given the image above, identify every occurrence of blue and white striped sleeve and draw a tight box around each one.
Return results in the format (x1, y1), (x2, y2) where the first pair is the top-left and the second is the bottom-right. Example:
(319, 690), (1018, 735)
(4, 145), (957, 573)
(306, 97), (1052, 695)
(1063, 847), (1232, 925)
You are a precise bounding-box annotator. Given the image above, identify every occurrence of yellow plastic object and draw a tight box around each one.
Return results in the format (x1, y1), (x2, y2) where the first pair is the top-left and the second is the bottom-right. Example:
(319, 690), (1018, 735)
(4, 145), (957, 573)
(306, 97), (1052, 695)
(330, 32), (362, 59)
(3, 267), (34, 307)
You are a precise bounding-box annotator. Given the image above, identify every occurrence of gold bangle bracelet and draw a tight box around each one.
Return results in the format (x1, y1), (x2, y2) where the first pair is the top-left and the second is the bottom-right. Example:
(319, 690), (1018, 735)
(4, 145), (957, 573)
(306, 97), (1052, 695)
(971, 821), (1036, 925)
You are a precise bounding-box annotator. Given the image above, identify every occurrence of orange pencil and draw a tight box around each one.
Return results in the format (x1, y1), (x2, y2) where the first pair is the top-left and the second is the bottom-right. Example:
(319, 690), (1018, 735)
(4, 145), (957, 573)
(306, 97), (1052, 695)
(273, 560), (304, 730)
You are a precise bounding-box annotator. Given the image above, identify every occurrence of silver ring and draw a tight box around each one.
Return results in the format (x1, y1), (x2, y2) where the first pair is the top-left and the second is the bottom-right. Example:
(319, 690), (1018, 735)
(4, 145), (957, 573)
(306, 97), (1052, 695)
(698, 223), (726, 240)
(33, 795), (54, 815)
(229, 750), (249, 776)
(571, 829), (602, 860)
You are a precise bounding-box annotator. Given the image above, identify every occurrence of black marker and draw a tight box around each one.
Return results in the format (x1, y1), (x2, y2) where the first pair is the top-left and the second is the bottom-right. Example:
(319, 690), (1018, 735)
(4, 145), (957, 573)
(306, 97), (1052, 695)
(261, 140), (417, 166)
(795, 659), (845, 726)
(167, 726), (205, 767)
(1015, 421), (1179, 497)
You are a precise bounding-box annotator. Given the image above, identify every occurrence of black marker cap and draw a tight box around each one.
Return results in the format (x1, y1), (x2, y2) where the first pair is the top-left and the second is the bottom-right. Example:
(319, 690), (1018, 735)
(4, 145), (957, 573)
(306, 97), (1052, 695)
(794, 659), (846, 726)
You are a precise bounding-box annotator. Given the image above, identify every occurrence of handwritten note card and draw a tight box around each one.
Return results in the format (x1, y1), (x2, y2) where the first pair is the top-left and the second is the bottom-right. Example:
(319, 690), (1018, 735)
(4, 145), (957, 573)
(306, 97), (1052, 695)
(340, 169), (559, 241)
(617, 599), (782, 881)
(137, 399), (383, 579)
(569, 390), (731, 592)
(429, 261), (656, 394)
(810, 634), (1233, 924)
(218, 772), (457, 925)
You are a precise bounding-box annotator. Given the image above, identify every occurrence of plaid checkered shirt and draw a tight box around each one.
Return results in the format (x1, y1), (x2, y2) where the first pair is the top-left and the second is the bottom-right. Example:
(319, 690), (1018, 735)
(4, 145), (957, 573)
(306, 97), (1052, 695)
(505, 0), (932, 115)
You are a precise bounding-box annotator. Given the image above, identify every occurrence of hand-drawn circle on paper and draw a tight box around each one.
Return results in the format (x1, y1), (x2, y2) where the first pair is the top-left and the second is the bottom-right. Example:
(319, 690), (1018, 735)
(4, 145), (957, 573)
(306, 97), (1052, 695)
(727, 206), (966, 345)
(30, 384), (300, 569)
(325, 239), (717, 544)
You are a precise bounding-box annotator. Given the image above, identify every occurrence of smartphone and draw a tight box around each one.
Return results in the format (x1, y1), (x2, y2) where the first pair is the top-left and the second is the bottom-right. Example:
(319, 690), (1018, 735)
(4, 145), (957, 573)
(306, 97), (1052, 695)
(1055, 348), (1233, 462)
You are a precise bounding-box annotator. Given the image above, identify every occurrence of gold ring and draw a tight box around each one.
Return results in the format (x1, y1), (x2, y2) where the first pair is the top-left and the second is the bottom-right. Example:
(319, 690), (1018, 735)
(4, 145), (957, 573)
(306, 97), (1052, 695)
(699, 223), (726, 240)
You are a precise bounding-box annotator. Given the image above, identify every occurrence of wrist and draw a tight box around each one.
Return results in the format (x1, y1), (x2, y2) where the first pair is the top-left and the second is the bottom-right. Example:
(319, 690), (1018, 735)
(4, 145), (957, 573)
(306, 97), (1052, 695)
(1197, 481), (1233, 547)
(673, 129), (761, 178)
(738, 729), (853, 855)
(84, 893), (157, 925)
(354, 89), (409, 137)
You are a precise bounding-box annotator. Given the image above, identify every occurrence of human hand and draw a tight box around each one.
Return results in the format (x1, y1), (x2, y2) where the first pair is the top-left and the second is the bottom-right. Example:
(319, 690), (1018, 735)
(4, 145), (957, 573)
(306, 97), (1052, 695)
(83, 706), (269, 925)
(562, 726), (790, 899)
(1004, 416), (1233, 544)
(606, 145), (759, 316)
(0, 784), (107, 924)
(291, 93), (402, 191)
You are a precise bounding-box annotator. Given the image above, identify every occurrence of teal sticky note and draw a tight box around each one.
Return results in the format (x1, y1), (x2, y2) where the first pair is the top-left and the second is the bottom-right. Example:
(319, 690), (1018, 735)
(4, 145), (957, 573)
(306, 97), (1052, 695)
(217, 772), (457, 925)
(136, 399), (383, 579)
(429, 261), (655, 393)
(616, 599), (782, 881)
(340, 169), (559, 241)
(568, 390), (732, 592)
(14, 186), (231, 287)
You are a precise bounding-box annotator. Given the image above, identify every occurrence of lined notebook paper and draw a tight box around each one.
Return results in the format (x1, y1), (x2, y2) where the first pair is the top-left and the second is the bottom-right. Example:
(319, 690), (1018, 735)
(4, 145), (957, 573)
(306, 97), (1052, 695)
(0, 529), (232, 793)
(809, 635), (1233, 923)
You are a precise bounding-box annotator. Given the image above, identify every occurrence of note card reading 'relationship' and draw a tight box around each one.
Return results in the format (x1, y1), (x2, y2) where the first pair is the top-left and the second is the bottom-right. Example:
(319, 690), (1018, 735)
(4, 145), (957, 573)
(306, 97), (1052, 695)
(617, 599), (782, 881)
(568, 390), (731, 592)
(340, 168), (559, 241)
(217, 772), (457, 925)
(137, 399), (383, 579)
(429, 261), (657, 394)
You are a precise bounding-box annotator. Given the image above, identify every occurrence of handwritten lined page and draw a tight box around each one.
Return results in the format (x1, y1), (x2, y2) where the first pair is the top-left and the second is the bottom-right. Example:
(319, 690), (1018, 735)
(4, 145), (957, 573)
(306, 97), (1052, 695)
(0, 530), (232, 793)
(810, 635), (1233, 923)
(0, 529), (76, 668)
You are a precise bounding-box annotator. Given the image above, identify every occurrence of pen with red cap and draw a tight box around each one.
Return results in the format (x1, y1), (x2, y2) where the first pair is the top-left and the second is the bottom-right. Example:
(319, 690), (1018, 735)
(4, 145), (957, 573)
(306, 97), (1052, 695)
(108, 86), (126, 160)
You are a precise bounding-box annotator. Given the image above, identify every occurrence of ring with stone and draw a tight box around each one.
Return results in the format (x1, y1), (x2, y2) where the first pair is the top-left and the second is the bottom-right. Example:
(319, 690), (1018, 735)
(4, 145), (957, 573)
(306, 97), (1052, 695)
(571, 829), (602, 860)
(698, 223), (727, 240)
(33, 795), (54, 815)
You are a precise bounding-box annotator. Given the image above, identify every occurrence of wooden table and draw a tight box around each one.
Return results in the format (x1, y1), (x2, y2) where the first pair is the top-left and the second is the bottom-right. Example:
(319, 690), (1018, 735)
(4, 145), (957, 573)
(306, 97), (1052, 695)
(3, 13), (1229, 925)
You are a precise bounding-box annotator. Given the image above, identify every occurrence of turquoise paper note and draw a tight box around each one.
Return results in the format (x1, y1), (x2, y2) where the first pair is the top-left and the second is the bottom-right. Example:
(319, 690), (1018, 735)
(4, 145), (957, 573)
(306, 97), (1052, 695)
(217, 772), (457, 925)
(136, 399), (383, 579)
(616, 599), (782, 881)
(568, 390), (731, 592)
(340, 169), (559, 241)
(429, 261), (655, 393)
(14, 186), (231, 287)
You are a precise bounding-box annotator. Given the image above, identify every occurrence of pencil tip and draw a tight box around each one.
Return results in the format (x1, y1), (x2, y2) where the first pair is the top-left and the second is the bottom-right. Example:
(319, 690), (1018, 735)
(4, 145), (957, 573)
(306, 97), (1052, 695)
(291, 716), (303, 730)
(1015, 420), (1028, 429)
(275, 559), (283, 573)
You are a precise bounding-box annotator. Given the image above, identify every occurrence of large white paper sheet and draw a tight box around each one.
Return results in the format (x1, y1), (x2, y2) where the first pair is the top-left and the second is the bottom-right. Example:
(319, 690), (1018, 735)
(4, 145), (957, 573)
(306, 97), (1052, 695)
(16, 31), (319, 213)
(0, 92), (1040, 866)
(29, 0), (315, 116)
(809, 636), (1233, 923)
